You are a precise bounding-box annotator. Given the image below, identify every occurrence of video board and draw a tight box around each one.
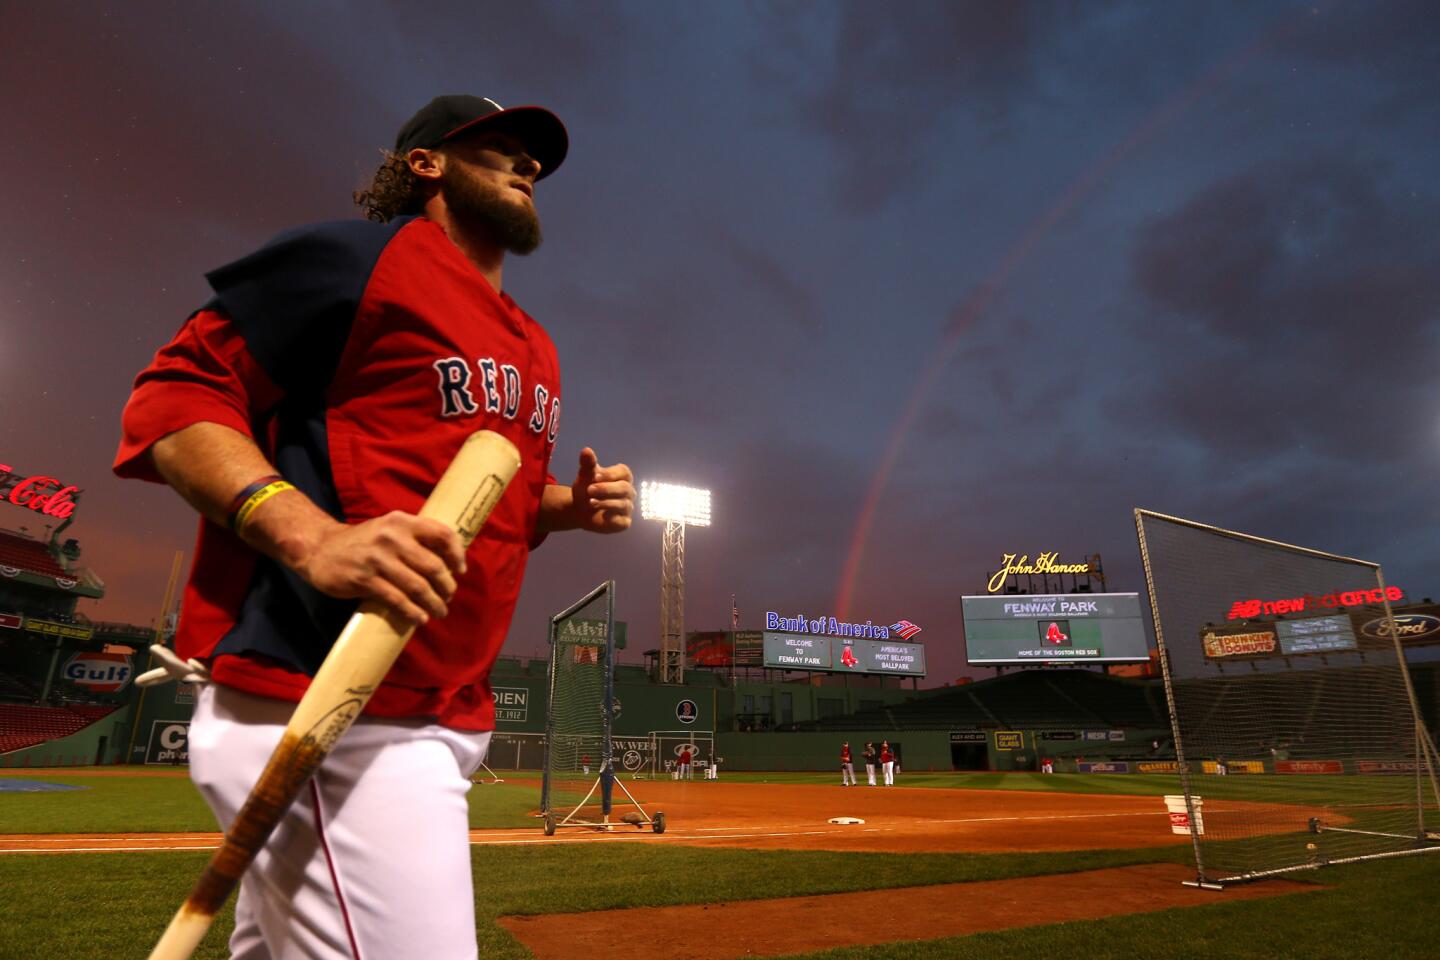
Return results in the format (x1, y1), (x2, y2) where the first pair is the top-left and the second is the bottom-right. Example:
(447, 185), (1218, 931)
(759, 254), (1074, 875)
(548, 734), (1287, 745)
(761, 632), (927, 676)
(962, 592), (1150, 664)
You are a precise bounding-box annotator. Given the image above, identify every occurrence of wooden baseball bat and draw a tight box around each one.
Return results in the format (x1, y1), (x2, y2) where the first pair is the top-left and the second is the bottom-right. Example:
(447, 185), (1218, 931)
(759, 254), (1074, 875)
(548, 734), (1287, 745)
(148, 430), (521, 960)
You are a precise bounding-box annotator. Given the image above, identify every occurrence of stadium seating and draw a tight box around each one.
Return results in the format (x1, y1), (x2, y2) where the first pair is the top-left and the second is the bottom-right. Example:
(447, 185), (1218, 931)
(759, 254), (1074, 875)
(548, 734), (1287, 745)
(0, 531), (69, 580)
(0, 703), (117, 755)
(0, 671), (42, 702)
(787, 669), (1176, 732)
(966, 671), (1109, 727)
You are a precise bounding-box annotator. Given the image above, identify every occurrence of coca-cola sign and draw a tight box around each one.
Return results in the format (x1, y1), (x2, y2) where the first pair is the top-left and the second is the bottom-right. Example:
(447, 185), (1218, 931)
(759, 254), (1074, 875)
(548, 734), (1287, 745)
(0, 463), (79, 520)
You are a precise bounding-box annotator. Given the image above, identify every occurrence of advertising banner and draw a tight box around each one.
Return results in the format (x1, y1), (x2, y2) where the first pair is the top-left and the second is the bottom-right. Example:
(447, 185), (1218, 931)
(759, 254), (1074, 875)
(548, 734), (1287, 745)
(763, 631), (832, 669)
(144, 720), (190, 764)
(950, 731), (987, 743)
(1201, 629), (1277, 660)
(27, 619), (94, 641)
(993, 731), (1024, 751)
(1276, 759), (1344, 775)
(1351, 606), (1440, 647)
(962, 593), (1149, 664)
(835, 637), (927, 675)
(1202, 760), (1265, 774)
(1137, 761), (1180, 773)
(1274, 616), (1357, 655)
(492, 686), (529, 723)
(1356, 760), (1418, 775)
(1078, 761), (1130, 773)
(1040, 730), (1079, 741)
(761, 631), (926, 676)
(62, 651), (132, 692)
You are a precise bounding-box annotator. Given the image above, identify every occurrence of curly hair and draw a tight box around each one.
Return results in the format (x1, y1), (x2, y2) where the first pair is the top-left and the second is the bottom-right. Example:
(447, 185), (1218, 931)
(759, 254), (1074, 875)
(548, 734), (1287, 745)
(353, 150), (432, 223)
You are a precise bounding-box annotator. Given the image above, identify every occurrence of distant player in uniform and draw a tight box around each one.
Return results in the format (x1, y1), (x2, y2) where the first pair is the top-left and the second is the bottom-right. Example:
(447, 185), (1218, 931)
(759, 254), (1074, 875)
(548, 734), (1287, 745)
(1041, 756), (1054, 774)
(863, 741), (878, 786)
(840, 741), (856, 786)
(677, 747), (692, 780)
(115, 94), (636, 959)
(581, 754), (591, 776)
(880, 741), (895, 786)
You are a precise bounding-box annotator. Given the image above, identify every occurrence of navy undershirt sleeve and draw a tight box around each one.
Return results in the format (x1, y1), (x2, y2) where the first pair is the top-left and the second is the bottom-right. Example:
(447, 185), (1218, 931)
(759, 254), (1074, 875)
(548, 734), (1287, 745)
(204, 217), (412, 393)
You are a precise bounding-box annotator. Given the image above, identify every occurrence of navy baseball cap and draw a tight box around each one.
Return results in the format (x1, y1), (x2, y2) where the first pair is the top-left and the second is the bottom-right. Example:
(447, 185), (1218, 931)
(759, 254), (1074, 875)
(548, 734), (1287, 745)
(394, 95), (568, 179)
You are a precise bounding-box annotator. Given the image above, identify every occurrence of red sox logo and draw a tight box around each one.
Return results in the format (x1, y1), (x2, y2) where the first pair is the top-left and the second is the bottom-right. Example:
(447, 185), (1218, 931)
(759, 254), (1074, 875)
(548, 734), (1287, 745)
(1044, 622), (1069, 645)
(840, 646), (859, 668)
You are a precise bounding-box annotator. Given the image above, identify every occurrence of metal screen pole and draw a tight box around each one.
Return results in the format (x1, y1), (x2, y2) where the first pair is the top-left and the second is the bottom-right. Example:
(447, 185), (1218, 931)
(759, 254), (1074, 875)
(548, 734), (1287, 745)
(1135, 509), (1209, 886)
(1376, 567), (1440, 826)
(540, 615), (559, 817)
(602, 580), (616, 818)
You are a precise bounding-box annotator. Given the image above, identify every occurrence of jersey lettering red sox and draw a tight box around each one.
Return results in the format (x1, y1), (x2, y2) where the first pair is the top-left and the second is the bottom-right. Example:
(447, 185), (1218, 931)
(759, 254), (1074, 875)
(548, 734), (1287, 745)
(115, 216), (559, 731)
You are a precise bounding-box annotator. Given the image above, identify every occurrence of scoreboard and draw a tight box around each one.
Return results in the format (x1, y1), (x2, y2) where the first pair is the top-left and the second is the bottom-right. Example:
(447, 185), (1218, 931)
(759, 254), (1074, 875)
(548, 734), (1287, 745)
(761, 632), (927, 676)
(962, 592), (1150, 664)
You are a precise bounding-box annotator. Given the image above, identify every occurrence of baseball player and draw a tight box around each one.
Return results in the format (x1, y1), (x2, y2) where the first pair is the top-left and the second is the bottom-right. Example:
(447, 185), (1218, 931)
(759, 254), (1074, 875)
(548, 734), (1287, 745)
(114, 94), (635, 959)
(863, 741), (878, 785)
(677, 747), (693, 780)
(880, 741), (895, 785)
(840, 741), (856, 786)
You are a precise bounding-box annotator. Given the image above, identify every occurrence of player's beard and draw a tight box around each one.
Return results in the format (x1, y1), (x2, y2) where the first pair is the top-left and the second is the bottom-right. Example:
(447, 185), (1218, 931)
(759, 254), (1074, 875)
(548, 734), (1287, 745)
(441, 165), (543, 255)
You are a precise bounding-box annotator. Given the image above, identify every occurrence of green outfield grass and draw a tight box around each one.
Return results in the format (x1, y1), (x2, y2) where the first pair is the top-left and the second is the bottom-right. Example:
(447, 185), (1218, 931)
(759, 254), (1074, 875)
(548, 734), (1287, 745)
(3, 770), (1438, 958)
(2, 839), (1437, 959)
(0, 772), (542, 833)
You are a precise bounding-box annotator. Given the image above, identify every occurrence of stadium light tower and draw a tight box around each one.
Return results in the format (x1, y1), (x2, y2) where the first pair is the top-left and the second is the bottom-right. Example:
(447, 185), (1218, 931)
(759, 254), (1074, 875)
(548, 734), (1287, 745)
(640, 481), (711, 684)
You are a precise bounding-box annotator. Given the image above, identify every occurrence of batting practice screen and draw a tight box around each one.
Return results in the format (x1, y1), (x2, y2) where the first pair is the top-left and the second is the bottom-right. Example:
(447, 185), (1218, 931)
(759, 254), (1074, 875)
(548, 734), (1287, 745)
(540, 581), (615, 825)
(1135, 510), (1439, 887)
(961, 592), (1149, 664)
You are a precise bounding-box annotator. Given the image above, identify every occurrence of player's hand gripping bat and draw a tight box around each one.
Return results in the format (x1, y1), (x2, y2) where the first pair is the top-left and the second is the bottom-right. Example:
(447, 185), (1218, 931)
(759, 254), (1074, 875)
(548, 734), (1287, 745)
(147, 430), (521, 960)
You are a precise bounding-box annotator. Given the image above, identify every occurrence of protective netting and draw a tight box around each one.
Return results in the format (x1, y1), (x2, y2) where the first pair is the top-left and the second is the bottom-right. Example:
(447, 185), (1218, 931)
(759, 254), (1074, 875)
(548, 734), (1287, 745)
(541, 582), (614, 821)
(651, 731), (716, 779)
(1136, 511), (1439, 884)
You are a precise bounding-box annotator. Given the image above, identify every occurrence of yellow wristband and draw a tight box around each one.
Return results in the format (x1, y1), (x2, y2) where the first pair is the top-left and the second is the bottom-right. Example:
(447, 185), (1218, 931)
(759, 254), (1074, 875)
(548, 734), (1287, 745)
(232, 480), (296, 534)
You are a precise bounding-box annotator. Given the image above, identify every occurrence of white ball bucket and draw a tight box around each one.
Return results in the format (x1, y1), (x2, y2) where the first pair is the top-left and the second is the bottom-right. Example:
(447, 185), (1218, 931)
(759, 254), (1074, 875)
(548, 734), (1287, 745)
(1164, 794), (1204, 835)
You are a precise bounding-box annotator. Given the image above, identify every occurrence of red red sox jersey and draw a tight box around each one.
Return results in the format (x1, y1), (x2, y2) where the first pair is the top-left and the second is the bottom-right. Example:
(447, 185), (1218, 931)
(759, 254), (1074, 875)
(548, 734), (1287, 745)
(840, 746), (852, 763)
(114, 216), (560, 731)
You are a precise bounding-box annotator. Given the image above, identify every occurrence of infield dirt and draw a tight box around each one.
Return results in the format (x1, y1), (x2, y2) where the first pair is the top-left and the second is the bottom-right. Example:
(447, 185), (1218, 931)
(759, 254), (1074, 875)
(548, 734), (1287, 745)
(500, 861), (1318, 960)
(2, 775), (1312, 855)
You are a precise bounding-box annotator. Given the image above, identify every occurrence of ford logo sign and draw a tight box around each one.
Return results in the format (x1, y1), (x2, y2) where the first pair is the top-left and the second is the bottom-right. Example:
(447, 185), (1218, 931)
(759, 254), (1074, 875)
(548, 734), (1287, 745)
(1358, 614), (1440, 641)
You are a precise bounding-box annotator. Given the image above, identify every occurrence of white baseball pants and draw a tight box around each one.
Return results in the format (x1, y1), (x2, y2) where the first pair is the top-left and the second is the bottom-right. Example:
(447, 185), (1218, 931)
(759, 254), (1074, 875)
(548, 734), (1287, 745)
(188, 684), (491, 960)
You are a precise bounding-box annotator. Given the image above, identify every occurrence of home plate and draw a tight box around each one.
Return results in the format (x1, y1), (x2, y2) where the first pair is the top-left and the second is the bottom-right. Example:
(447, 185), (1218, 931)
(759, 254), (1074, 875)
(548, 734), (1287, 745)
(828, 817), (865, 825)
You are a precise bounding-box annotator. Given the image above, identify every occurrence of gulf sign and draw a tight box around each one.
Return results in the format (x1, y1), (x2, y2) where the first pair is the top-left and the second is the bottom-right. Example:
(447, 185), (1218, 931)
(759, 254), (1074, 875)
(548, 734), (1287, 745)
(62, 651), (132, 692)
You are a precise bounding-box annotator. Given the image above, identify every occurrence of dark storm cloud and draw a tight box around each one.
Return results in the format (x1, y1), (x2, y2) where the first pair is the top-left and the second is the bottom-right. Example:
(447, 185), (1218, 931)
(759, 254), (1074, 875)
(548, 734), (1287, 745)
(711, 229), (822, 334)
(5, 2), (1438, 684)
(1130, 153), (1440, 461)
(750, 1), (1055, 214)
(1277, 0), (1440, 65)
